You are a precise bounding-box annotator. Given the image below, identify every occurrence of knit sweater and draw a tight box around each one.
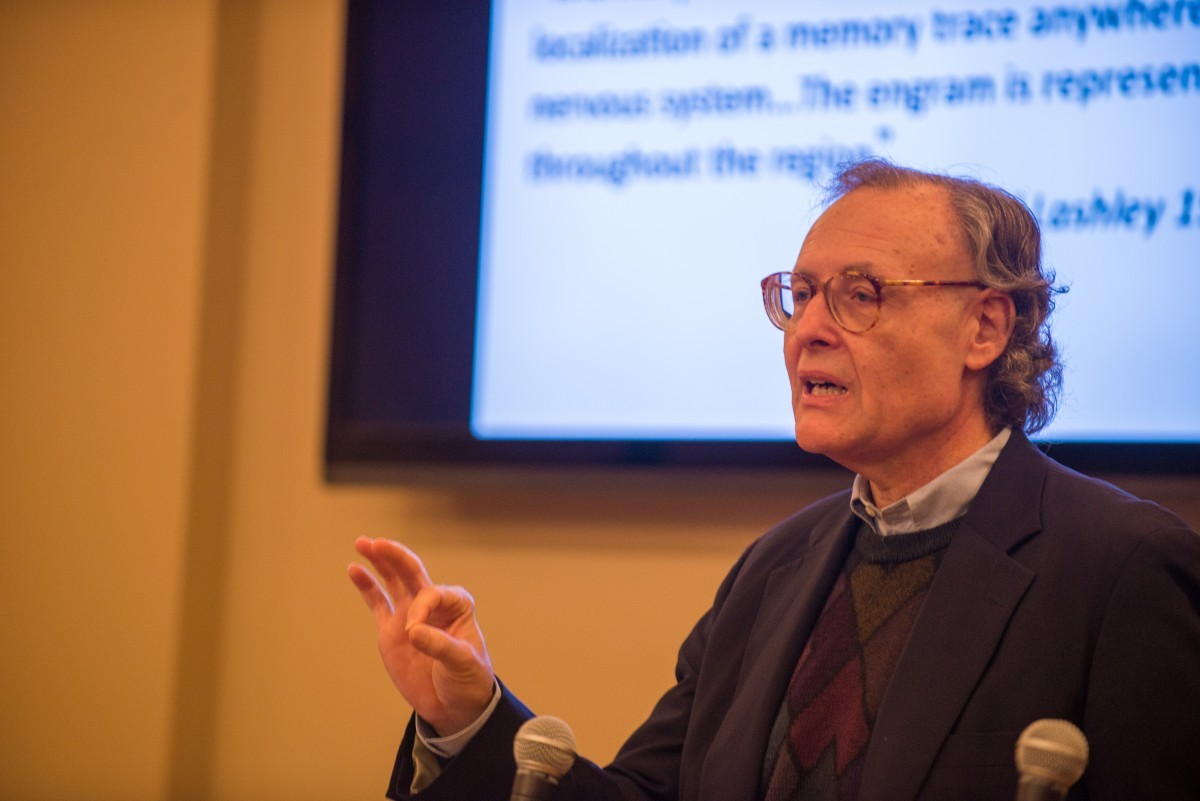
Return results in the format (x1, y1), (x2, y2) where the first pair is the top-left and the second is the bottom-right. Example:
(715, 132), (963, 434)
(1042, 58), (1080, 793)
(761, 517), (962, 801)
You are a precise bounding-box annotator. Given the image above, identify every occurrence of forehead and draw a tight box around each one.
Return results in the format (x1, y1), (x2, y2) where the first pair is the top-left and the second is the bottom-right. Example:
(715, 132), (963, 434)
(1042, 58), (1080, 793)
(797, 185), (967, 277)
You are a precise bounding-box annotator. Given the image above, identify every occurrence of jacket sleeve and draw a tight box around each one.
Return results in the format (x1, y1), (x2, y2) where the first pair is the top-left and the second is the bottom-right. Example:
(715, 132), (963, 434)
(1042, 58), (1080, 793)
(386, 681), (533, 801)
(1081, 522), (1200, 800)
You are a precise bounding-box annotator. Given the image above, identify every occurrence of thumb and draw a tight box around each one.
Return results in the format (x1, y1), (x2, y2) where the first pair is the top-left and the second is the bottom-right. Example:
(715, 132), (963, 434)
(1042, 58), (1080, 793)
(406, 622), (434, 651)
(406, 622), (484, 675)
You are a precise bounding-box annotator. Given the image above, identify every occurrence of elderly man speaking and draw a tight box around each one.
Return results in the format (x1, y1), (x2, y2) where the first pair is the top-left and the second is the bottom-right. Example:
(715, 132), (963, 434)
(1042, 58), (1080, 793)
(349, 160), (1200, 801)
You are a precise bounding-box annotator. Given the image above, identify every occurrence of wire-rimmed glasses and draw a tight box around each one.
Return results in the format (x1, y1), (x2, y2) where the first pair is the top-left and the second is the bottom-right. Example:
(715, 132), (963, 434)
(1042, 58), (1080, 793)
(760, 270), (987, 333)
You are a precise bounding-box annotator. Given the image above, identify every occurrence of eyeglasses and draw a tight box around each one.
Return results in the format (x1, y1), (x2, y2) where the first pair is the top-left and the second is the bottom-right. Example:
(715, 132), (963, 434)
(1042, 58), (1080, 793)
(760, 270), (987, 334)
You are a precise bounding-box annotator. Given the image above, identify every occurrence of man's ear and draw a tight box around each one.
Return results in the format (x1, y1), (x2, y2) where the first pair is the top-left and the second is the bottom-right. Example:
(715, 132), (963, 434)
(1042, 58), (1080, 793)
(965, 290), (1016, 371)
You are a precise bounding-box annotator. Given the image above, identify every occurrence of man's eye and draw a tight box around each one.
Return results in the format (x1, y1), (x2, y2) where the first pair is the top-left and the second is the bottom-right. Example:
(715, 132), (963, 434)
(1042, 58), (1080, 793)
(840, 279), (878, 304)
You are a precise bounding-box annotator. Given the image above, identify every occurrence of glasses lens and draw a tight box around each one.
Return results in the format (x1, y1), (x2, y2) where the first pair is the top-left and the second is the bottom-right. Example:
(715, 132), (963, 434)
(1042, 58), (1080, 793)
(829, 272), (880, 333)
(770, 274), (815, 329)
(778, 275), (796, 320)
(761, 274), (793, 329)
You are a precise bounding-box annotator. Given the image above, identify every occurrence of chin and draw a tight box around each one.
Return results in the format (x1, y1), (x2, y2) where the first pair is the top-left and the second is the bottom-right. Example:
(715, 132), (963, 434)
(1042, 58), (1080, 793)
(794, 420), (866, 470)
(793, 424), (835, 458)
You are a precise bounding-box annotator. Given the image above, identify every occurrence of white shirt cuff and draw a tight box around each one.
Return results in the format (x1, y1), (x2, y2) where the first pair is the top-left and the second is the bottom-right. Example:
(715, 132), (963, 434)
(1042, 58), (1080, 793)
(414, 681), (502, 759)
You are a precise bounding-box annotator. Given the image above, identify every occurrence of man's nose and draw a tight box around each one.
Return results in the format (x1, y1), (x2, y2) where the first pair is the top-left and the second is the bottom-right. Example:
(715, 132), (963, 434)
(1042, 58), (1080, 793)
(789, 286), (841, 344)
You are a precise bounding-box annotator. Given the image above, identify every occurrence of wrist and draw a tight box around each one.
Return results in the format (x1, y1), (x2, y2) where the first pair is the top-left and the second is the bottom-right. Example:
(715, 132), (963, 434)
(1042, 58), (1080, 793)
(417, 680), (502, 757)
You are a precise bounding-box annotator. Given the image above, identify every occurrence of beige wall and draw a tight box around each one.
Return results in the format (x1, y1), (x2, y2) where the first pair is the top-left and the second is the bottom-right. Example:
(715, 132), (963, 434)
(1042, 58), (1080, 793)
(1, 2), (215, 800)
(2, 3), (1197, 800)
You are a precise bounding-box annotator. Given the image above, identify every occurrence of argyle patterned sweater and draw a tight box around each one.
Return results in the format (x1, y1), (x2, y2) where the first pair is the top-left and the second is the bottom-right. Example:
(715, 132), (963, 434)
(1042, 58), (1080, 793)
(761, 517), (962, 801)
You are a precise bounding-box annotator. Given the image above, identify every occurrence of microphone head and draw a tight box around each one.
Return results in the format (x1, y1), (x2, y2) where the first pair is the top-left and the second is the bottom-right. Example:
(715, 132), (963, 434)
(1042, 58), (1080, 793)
(1015, 718), (1089, 792)
(514, 716), (577, 779)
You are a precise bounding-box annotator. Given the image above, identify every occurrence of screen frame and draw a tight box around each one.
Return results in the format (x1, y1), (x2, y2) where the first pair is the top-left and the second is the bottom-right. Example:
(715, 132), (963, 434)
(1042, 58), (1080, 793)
(325, 0), (1199, 483)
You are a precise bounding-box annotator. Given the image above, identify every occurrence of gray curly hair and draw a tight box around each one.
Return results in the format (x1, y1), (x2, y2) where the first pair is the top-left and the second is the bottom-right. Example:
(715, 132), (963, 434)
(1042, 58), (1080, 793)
(828, 159), (1065, 434)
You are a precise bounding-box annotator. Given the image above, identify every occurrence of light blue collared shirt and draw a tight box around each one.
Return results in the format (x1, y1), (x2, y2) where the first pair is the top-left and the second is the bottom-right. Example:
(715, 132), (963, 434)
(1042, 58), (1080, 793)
(850, 428), (1012, 536)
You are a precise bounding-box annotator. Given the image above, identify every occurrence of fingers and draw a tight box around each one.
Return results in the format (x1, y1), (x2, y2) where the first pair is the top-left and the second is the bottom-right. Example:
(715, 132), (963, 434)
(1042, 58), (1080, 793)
(350, 539), (468, 634)
(406, 585), (487, 665)
(407, 584), (476, 630)
(406, 622), (483, 671)
(347, 563), (395, 626)
(353, 537), (433, 602)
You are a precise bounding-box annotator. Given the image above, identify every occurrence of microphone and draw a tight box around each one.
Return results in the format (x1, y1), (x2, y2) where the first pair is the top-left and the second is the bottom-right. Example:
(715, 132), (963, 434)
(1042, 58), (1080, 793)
(1013, 718), (1089, 801)
(510, 715), (577, 801)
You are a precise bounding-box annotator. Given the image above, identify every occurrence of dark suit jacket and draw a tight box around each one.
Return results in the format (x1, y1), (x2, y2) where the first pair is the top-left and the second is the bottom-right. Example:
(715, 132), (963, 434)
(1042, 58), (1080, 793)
(386, 432), (1200, 800)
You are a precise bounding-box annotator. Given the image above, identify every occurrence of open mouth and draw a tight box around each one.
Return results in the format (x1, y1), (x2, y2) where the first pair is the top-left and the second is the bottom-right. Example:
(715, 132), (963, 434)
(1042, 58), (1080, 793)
(805, 380), (848, 397)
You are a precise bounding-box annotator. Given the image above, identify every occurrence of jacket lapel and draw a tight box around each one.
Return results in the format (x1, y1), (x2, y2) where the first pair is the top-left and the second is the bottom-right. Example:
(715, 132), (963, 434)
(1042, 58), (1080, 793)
(858, 432), (1048, 801)
(699, 503), (857, 801)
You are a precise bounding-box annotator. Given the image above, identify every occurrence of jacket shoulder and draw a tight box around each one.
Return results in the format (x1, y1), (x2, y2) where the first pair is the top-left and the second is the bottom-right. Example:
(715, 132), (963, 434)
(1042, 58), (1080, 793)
(1037, 452), (1193, 536)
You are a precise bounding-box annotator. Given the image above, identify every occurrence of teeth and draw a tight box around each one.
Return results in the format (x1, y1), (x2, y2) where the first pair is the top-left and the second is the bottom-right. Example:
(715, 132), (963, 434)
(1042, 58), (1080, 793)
(808, 381), (847, 396)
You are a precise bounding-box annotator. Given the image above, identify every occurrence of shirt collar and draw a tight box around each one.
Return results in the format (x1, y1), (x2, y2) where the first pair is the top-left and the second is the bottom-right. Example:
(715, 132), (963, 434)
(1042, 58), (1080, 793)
(851, 428), (1011, 536)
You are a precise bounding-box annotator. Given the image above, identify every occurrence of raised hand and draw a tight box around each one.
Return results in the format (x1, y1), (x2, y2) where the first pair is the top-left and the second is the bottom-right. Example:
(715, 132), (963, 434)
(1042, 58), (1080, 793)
(348, 537), (496, 735)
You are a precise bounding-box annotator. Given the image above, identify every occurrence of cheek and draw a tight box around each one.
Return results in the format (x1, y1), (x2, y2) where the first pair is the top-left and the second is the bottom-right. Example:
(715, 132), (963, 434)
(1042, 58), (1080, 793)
(855, 338), (901, 384)
(783, 330), (800, 360)
(783, 334), (801, 381)
(855, 339), (926, 414)
(874, 342), (959, 413)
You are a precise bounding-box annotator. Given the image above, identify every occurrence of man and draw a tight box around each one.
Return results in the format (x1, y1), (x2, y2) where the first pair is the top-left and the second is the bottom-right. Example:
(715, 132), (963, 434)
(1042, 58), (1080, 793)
(349, 160), (1200, 800)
